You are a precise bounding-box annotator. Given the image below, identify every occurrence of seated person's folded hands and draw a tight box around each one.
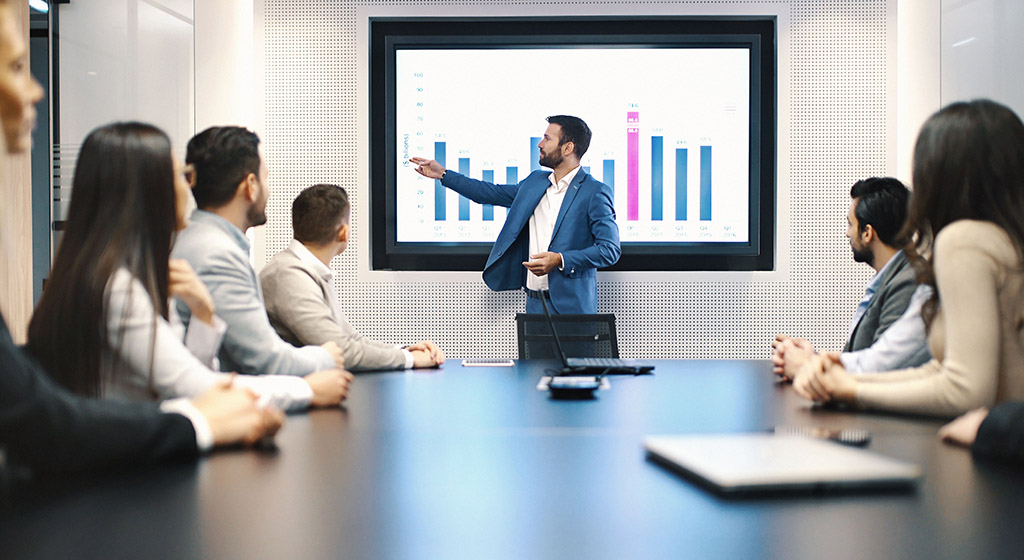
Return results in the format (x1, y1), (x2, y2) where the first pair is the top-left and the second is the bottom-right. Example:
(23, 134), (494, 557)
(191, 379), (285, 447)
(793, 352), (857, 405)
(303, 368), (354, 406)
(771, 334), (815, 381)
(406, 340), (446, 368)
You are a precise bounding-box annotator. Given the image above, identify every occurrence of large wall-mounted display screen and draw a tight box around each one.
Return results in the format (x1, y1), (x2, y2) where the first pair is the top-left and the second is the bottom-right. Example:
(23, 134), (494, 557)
(370, 17), (776, 271)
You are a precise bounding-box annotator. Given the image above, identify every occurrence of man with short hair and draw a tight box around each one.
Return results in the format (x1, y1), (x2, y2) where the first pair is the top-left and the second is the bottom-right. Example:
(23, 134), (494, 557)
(773, 177), (930, 378)
(411, 115), (620, 314)
(261, 184), (445, 371)
(172, 126), (343, 376)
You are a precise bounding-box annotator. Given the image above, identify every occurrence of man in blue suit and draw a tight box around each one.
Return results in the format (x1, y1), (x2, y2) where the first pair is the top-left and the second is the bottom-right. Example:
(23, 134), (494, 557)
(410, 115), (620, 314)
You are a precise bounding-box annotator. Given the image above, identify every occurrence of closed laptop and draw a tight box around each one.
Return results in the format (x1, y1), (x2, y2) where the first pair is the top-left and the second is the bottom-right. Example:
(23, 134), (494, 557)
(644, 433), (923, 495)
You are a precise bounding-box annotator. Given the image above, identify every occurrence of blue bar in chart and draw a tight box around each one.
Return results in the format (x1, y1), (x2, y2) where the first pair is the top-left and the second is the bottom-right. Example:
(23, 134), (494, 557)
(700, 145), (712, 221)
(434, 142), (446, 221)
(482, 170), (494, 221)
(458, 158), (470, 221)
(676, 148), (688, 220)
(424, 135), (718, 233)
(651, 136), (663, 221)
(395, 48), (753, 245)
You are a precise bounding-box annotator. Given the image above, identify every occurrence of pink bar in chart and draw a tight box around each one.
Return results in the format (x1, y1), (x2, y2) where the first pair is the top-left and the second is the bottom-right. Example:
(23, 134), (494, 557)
(627, 111), (639, 221)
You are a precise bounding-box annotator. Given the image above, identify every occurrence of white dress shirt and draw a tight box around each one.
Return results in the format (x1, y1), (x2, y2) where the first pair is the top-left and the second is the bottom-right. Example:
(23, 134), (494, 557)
(288, 240), (414, 369)
(159, 398), (214, 452)
(840, 283), (933, 372)
(102, 268), (314, 412)
(526, 166), (578, 291)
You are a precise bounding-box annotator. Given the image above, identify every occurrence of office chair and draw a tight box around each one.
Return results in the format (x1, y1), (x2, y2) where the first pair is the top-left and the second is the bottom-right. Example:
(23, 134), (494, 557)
(515, 313), (619, 359)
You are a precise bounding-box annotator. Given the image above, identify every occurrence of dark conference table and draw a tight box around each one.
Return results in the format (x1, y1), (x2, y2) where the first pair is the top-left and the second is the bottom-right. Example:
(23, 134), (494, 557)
(2, 359), (1023, 559)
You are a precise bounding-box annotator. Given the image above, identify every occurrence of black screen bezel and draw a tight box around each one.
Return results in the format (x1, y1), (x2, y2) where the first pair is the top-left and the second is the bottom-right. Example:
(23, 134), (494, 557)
(369, 16), (776, 272)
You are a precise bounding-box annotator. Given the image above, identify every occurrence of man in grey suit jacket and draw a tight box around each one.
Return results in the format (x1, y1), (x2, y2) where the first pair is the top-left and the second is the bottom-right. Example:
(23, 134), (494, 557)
(773, 177), (928, 378)
(172, 127), (345, 377)
(261, 185), (445, 371)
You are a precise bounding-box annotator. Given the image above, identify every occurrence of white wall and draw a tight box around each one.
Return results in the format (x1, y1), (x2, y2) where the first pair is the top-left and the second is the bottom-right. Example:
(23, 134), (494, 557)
(194, 0), (256, 132)
(46, 0), (1024, 360)
(256, 0), (895, 359)
(58, 0), (193, 151)
(940, 0), (1024, 113)
(194, 0), (261, 261)
(893, 0), (1024, 185)
(58, 0), (987, 359)
(896, 0), (941, 184)
(57, 0), (194, 220)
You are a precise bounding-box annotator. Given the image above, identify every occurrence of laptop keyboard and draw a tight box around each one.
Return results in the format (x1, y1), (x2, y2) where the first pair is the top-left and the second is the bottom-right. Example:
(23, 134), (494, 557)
(565, 357), (632, 368)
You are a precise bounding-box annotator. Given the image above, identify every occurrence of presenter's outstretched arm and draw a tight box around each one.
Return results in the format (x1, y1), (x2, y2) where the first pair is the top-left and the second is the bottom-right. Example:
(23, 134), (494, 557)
(411, 156), (518, 207)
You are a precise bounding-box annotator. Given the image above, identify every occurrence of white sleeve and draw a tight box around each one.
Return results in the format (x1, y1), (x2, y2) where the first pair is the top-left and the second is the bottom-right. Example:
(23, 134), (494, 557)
(178, 306), (227, 368)
(840, 284), (933, 373)
(107, 270), (313, 411)
(399, 347), (414, 369)
(160, 398), (214, 452)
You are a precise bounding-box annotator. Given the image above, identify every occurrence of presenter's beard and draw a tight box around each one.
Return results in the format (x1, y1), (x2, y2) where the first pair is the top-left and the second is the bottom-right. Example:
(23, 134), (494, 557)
(539, 150), (563, 169)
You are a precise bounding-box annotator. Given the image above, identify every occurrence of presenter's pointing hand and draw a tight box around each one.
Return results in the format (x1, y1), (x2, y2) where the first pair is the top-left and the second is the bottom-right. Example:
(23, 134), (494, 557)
(409, 157), (446, 179)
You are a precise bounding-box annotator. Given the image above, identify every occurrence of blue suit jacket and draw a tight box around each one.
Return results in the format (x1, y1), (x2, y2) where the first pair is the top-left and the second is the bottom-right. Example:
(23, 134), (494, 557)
(441, 169), (621, 313)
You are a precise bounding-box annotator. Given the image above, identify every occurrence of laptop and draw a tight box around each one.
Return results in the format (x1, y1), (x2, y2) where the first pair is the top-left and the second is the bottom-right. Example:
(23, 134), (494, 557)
(644, 433), (923, 496)
(536, 290), (655, 375)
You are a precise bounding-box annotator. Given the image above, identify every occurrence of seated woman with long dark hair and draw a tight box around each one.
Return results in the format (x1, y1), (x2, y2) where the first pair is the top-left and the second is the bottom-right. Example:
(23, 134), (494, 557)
(27, 122), (350, 409)
(793, 99), (1024, 416)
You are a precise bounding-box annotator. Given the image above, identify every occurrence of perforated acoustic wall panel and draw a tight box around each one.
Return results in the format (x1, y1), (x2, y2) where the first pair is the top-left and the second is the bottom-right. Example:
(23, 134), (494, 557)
(258, 0), (891, 359)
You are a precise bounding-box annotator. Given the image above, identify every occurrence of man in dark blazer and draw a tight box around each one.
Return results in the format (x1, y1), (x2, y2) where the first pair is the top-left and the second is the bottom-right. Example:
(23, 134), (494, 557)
(773, 177), (921, 377)
(1, 316), (194, 475)
(411, 115), (620, 314)
(0, 315), (283, 481)
(841, 178), (917, 352)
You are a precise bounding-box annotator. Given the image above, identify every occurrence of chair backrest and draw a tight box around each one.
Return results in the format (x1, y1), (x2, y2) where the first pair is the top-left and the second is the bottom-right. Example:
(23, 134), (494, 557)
(515, 313), (619, 359)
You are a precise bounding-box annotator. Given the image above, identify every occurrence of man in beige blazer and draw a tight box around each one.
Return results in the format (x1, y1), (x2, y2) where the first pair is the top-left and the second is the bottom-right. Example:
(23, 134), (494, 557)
(261, 184), (444, 371)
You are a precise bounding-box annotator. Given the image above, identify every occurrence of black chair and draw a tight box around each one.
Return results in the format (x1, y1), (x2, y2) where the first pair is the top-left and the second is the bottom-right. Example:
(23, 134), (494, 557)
(515, 313), (619, 359)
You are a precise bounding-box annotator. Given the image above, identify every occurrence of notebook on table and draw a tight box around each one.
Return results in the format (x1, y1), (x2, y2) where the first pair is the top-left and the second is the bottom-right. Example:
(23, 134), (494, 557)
(644, 433), (923, 495)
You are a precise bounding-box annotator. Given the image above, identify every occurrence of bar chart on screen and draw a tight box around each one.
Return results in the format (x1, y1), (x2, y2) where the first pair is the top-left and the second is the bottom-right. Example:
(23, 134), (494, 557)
(396, 48), (751, 245)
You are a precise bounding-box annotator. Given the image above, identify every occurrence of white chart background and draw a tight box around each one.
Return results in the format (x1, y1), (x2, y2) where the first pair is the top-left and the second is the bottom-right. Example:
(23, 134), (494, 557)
(395, 47), (751, 244)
